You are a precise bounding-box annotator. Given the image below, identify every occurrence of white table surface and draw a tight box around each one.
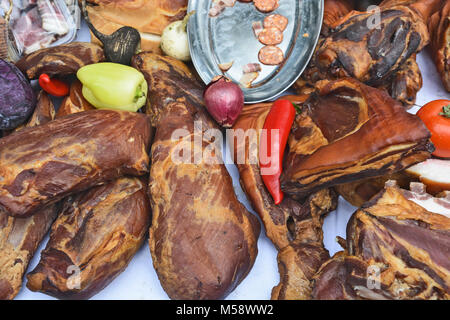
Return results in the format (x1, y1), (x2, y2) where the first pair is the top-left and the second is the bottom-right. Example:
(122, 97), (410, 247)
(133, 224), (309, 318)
(15, 19), (450, 300)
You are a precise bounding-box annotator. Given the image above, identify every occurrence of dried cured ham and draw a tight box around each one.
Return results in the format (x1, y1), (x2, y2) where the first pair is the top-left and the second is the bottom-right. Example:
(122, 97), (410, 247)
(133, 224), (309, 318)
(281, 78), (432, 198)
(312, 181), (450, 300)
(0, 91), (57, 300)
(132, 53), (260, 300)
(0, 110), (152, 218)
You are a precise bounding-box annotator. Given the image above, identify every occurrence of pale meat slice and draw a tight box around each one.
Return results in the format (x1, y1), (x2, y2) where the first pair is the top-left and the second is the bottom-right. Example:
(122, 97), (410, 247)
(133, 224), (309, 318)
(406, 159), (450, 195)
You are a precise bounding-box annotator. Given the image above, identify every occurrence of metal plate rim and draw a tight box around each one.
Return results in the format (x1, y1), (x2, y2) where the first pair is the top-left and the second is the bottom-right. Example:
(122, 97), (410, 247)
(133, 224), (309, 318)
(187, 0), (324, 103)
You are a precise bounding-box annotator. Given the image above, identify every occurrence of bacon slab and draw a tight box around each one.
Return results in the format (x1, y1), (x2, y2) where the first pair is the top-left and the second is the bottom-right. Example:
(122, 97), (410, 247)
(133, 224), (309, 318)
(281, 78), (432, 198)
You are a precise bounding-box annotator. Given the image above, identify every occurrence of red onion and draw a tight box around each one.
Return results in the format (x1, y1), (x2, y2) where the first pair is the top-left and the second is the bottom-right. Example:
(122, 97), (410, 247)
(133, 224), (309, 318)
(203, 76), (244, 128)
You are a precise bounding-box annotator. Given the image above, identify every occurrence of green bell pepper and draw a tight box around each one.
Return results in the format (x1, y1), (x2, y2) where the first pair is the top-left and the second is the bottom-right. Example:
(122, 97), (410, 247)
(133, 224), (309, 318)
(77, 62), (148, 112)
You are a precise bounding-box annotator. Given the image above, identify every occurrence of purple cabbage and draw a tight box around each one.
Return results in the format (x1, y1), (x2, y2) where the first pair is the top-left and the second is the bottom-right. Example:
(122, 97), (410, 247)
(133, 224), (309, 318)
(0, 59), (36, 130)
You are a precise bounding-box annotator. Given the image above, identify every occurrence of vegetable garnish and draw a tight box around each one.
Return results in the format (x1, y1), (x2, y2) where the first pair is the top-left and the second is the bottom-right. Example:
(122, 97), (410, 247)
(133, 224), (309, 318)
(38, 74), (69, 97)
(439, 105), (450, 118)
(77, 62), (148, 112)
(417, 99), (450, 158)
(81, 0), (140, 65)
(203, 75), (244, 128)
(160, 11), (195, 62)
(259, 99), (297, 205)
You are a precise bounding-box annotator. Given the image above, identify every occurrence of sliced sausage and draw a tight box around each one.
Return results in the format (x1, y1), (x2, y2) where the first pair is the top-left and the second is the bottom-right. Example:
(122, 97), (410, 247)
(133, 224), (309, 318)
(264, 14), (288, 32)
(254, 0), (278, 13)
(258, 45), (284, 65)
(258, 27), (283, 45)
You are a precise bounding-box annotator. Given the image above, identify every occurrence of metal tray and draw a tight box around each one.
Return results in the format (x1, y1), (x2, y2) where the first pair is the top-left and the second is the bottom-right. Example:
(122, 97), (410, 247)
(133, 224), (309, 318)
(187, 0), (324, 103)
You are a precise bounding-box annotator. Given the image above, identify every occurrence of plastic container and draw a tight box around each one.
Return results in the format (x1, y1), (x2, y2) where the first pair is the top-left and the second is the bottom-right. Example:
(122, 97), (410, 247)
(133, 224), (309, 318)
(0, 0), (78, 61)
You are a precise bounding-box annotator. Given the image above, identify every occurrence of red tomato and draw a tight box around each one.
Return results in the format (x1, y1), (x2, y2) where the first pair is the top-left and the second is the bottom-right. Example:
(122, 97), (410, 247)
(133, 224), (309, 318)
(417, 100), (450, 158)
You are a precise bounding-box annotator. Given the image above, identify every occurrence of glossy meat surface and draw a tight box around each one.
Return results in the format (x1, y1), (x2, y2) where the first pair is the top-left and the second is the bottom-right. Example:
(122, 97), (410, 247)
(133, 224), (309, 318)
(132, 53), (260, 300)
(0, 110), (151, 218)
(26, 177), (150, 299)
(428, 0), (450, 91)
(15, 42), (105, 80)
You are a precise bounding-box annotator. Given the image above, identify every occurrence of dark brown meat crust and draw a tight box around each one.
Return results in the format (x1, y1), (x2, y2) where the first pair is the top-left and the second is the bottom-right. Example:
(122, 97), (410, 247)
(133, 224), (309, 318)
(315, 6), (429, 85)
(281, 78), (432, 198)
(26, 177), (151, 299)
(428, 0), (450, 92)
(132, 53), (204, 126)
(0, 110), (151, 218)
(312, 183), (450, 300)
(270, 188), (338, 300)
(15, 42), (105, 80)
(26, 91), (56, 128)
(295, 0), (440, 106)
(0, 92), (57, 300)
(132, 53), (260, 300)
(0, 204), (58, 300)
(385, 54), (422, 107)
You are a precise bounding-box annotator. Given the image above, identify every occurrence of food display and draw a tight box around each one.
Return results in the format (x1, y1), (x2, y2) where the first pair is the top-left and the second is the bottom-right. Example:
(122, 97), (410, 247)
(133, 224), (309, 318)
(132, 53), (260, 300)
(26, 176), (150, 299)
(0, 0), (449, 302)
(429, 0), (450, 91)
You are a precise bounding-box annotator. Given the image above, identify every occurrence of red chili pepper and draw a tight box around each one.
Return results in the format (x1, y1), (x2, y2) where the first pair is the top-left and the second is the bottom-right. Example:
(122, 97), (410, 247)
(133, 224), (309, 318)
(38, 74), (69, 97)
(259, 99), (296, 205)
